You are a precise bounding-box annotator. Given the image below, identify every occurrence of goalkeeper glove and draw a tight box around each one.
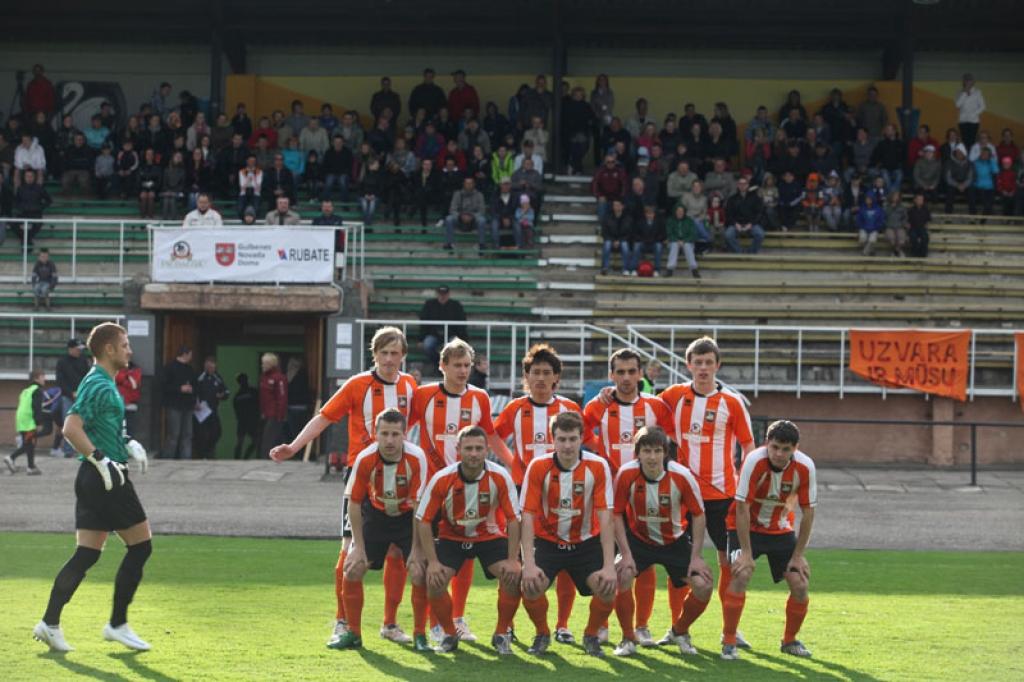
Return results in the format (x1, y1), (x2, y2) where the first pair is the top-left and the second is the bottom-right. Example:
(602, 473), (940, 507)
(87, 450), (126, 492)
(125, 439), (149, 474)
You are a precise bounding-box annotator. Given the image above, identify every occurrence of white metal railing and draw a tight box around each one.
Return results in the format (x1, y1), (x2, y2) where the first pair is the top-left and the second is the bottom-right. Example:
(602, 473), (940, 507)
(355, 319), (688, 396)
(0, 312), (125, 380)
(627, 323), (1021, 401)
(1, 217), (365, 284)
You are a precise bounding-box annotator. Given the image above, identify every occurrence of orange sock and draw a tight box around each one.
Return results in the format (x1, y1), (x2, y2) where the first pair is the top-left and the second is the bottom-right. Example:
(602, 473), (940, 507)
(633, 567), (656, 628)
(673, 592), (709, 635)
(451, 561), (474, 619)
(428, 591), (456, 636)
(614, 589), (636, 641)
(720, 590), (746, 645)
(496, 588), (521, 634)
(668, 580), (690, 621)
(784, 596), (809, 643)
(383, 555), (407, 626)
(342, 579), (364, 635)
(718, 562), (733, 603)
(584, 596), (616, 637)
(522, 594), (551, 636)
(411, 584), (429, 636)
(555, 571), (576, 630)
(334, 550), (347, 620)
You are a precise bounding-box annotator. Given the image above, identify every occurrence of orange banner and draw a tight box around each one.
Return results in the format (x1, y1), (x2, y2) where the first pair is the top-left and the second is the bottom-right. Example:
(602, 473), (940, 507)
(849, 329), (971, 401)
(1016, 333), (1024, 412)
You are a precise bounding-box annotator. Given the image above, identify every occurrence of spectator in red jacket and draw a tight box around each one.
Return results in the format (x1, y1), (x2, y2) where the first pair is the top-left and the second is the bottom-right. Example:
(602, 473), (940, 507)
(249, 117), (278, 150)
(447, 69), (480, 121)
(115, 361), (143, 438)
(436, 138), (468, 172)
(24, 64), (57, 118)
(592, 152), (629, 221)
(996, 128), (1019, 166)
(259, 352), (288, 458)
(996, 156), (1017, 216)
(907, 124), (939, 166)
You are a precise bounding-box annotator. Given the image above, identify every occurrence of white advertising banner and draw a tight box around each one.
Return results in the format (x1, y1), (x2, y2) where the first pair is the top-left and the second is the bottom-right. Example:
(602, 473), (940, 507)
(151, 227), (336, 283)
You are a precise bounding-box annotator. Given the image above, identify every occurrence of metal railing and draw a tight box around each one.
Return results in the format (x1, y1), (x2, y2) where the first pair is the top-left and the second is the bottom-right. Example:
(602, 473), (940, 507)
(0, 312), (125, 380)
(1, 217), (365, 283)
(627, 323), (1021, 401)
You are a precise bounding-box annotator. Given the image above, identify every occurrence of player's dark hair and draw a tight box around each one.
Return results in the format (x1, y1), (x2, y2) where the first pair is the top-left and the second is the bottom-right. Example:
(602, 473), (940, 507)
(550, 410), (583, 436)
(456, 425), (487, 446)
(685, 336), (721, 363)
(87, 322), (126, 359)
(29, 368), (45, 382)
(609, 348), (642, 372)
(375, 407), (407, 430)
(523, 343), (562, 376)
(766, 420), (800, 446)
(634, 425), (669, 453)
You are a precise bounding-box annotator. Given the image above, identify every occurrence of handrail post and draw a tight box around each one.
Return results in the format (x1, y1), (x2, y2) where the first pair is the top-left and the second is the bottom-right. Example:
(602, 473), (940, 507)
(509, 324), (517, 398)
(579, 325), (585, 395)
(71, 217), (78, 280)
(118, 221), (125, 282)
(968, 331), (976, 402)
(796, 329), (803, 398)
(22, 220), (30, 284)
(753, 328), (760, 398)
(839, 329), (846, 399)
(28, 315), (35, 373)
(970, 424), (978, 487)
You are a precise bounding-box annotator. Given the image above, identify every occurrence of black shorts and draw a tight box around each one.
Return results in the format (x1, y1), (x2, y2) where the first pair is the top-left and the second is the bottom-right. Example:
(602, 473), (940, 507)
(435, 538), (508, 579)
(534, 537), (604, 597)
(625, 528), (693, 588)
(726, 530), (797, 583)
(687, 498), (731, 552)
(361, 505), (413, 569)
(74, 461), (147, 532)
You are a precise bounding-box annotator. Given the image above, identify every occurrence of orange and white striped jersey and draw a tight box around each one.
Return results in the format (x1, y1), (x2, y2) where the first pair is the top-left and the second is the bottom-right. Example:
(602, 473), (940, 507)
(494, 394), (583, 470)
(408, 383), (496, 472)
(521, 451), (613, 545)
(614, 459), (704, 546)
(415, 460), (520, 542)
(658, 382), (754, 501)
(729, 447), (817, 535)
(345, 441), (428, 516)
(320, 370), (418, 466)
(582, 392), (675, 473)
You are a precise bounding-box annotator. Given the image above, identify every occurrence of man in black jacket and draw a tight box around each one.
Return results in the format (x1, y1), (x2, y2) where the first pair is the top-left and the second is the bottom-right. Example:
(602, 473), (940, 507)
(724, 177), (765, 254)
(13, 170), (52, 246)
(54, 338), (90, 457)
(60, 134), (93, 196)
(491, 178), (519, 247)
(261, 154), (296, 210)
(418, 286), (467, 370)
(600, 199), (632, 276)
(194, 356), (229, 459)
(370, 77), (402, 122)
(161, 346), (196, 459)
(232, 373), (260, 460)
(321, 135), (352, 203)
(216, 133), (249, 198)
(408, 68), (447, 120)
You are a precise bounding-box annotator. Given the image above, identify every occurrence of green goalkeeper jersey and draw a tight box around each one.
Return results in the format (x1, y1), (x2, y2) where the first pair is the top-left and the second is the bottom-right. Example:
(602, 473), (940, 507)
(69, 365), (128, 464)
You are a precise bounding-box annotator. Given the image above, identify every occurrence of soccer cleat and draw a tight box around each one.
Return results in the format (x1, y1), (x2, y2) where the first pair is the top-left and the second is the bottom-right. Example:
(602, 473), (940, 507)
(50, 448), (63, 458)
(656, 628), (675, 646)
(723, 630), (752, 649)
(33, 620), (73, 652)
(635, 626), (655, 647)
(670, 630), (698, 655)
(453, 617), (477, 643)
(613, 639), (637, 657)
(27, 466), (41, 476)
(491, 632), (513, 655)
(103, 623), (151, 651)
(413, 633), (432, 652)
(327, 631), (363, 650)
(435, 633), (459, 654)
(721, 643), (739, 660)
(781, 640), (812, 658)
(527, 633), (551, 656)
(379, 624), (412, 644)
(4, 455), (16, 473)
(554, 627), (575, 644)
(429, 624), (445, 645)
(596, 626), (609, 644)
(327, 619), (349, 646)
(582, 634), (605, 657)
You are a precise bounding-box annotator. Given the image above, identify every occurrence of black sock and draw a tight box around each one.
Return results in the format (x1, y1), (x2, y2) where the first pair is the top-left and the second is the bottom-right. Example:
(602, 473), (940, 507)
(110, 540), (152, 627)
(43, 546), (102, 625)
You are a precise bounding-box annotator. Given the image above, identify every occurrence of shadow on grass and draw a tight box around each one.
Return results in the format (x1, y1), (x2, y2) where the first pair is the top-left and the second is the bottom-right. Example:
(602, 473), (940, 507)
(39, 651), (131, 682)
(747, 649), (884, 682)
(109, 650), (180, 682)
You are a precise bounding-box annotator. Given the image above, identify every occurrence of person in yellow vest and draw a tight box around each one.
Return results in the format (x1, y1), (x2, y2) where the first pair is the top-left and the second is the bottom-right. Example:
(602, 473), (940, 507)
(5, 368), (46, 475)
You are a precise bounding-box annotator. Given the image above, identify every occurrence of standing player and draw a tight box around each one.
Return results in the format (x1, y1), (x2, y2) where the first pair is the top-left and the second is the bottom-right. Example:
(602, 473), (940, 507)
(610, 426), (713, 657)
(413, 426), (523, 654)
(332, 409), (429, 651)
(408, 338), (516, 643)
(658, 336), (755, 647)
(519, 411), (618, 657)
(270, 326), (417, 648)
(33, 322), (152, 652)
(581, 348), (674, 646)
(722, 420), (817, 660)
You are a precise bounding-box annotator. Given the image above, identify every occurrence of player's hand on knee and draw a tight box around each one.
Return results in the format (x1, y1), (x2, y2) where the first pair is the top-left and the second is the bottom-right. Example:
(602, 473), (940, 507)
(521, 564), (546, 595)
(615, 555), (637, 585)
(787, 554), (810, 581)
(731, 551), (756, 580)
(497, 561), (521, 593)
(344, 548), (367, 575)
(427, 560), (449, 592)
(593, 565), (618, 597)
(688, 556), (713, 584)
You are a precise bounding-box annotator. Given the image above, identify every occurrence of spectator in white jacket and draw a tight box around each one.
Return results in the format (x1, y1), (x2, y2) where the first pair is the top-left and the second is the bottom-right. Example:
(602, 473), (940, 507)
(299, 118), (330, 158)
(955, 73), (985, 149)
(14, 134), (46, 186)
(968, 129), (997, 162)
(182, 193), (223, 227)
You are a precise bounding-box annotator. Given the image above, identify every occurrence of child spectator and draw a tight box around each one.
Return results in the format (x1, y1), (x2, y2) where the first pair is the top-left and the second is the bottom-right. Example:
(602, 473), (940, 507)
(758, 172), (781, 231)
(777, 169), (802, 231)
(632, 205), (665, 276)
(972, 146), (998, 215)
(137, 148), (161, 219)
(238, 154), (263, 219)
(94, 144), (115, 199)
(359, 158), (383, 226)
(885, 191), (908, 257)
(843, 175), (865, 230)
(996, 156), (1017, 216)
(665, 202), (701, 278)
(281, 137), (306, 187)
(907, 192), (931, 257)
(514, 193), (535, 249)
(31, 248), (57, 310)
(115, 139), (140, 199)
(868, 175), (888, 205)
(801, 172), (825, 232)
(857, 193), (885, 256)
(822, 172), (844, 232)
(3, 369), (46, 476)
(913, 145), (942, 202)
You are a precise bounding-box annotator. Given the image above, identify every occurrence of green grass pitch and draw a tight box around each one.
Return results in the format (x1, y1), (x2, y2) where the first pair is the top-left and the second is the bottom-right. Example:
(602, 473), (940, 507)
(1, 532), (1021, 681)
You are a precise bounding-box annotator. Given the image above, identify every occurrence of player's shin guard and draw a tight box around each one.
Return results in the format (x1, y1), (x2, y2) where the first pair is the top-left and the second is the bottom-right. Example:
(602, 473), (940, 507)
(342, 580), (365, 635)
(522, 594), (551, 636)
(428, 591), (456, 636)
(555, 571), (576, 630)
(584, 595), (616, 637)
(411, 584), (429, 636)
(633, 567), (656, 628)
(668, 580), (690, 621)
(720, 590), (746, 646)
(110, 540), (152, 628)
(673, 592), (709, 635)
(451, 561), (474, 619)
(383, 555), (407, 625)
(335, 550), (347, 620)
(614, 589), (637, 641)
(43, 545), (102, 626)
(784, 596), (809, 643)
(496, 587), (521, 634)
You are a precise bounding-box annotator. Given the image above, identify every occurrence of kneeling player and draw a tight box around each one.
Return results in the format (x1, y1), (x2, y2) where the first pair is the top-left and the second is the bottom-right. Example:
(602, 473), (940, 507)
(519, 411), (617, 657)
(413, 426), (523, 654)
(722, 420), (817, 660)
(611, 426), (713, 657)
(332, 409), (429, 650)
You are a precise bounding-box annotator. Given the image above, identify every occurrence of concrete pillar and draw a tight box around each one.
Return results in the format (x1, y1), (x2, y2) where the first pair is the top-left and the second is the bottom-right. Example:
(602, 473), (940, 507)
(929, 397), (954, 467)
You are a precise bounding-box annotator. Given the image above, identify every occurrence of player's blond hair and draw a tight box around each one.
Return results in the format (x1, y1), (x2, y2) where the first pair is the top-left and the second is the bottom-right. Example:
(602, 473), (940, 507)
(86, 322), (126, 359)
(370, 326), (408, 355)
(440, 338), (474, 364)
(261, 352), (279, 368)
